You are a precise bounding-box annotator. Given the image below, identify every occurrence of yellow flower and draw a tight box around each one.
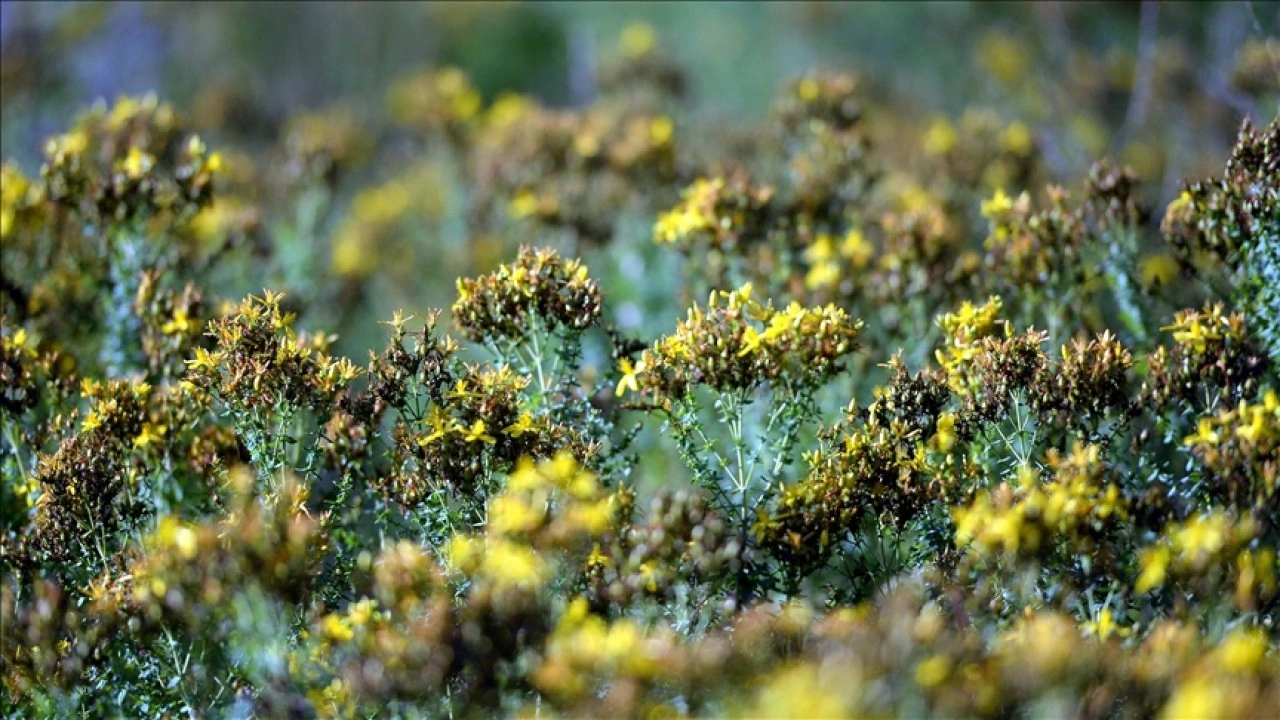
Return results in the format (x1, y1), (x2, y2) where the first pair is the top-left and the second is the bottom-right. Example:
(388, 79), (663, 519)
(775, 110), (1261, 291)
(1170, 321), (1213, 354)
(1140, 253), (1180, 288)
(347, 598), (377, 627)
(659, 335), (691, 360)
(933, 412), (957, 453)
(417, 405), (454, 446)
(839, 229), (873, 268)
(650, 116), (674, 146)
(161, 308), (192, 336)
(510, 190), (539, 219)
(737, 326), (764, 356)
(804, 261), (840, 291)
(1216, 628), (1267, 671)
(490, 495), (543, 535)
(462, 419), (495, 444)
(621, 22), (656, 58)
(448, 379), (475, 400)
(173, 526), (198, 560)
(1161, 677), (1224, 720)
(749, 663), (847, 719)
(121, 147), (154, 179)
(503, 412), (536, 438)
(804, 234), (836, 264)
(567, 498), (615, 535)
(923, 117), (957, 155)
(1174, 513), (1227, 559)
(797, 78), (821, 102)
(1183, 418), (1221, 447)
(616, 357), (645, 397)
(133, 423), (167, 450)
(483, 539), (549, 590)
(980, 188), (1014, 219)
(637, 561), (659, 593)
(1083, 608), (1130, 641)
(185, 347), (221, 373)
(322, 613), (354, 643)
(915, 655), (951, 689)
(585, 543), (610, 569)
(1000, 121), (1033, 154)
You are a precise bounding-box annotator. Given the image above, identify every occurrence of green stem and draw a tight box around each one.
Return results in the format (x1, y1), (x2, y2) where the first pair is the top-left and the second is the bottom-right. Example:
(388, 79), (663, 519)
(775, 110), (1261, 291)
(2, 418), (28, 480)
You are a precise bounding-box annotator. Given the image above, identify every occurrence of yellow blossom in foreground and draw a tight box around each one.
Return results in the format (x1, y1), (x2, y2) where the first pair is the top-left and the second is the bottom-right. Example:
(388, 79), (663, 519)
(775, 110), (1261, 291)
(616, 357), (645, 397)
(461, 419), (496, 444)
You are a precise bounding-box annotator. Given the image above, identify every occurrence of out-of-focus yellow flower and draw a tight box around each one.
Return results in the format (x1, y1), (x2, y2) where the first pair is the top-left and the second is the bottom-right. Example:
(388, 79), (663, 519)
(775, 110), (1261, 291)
(1141, 253), (1180, 288)
(1215, 627), (1268, 671)
(650, 115), (674, 146)
(915, 655), (951, 690)
(621, 22), (656, 58)
(1000, 121), (1033, 154)
(924, 117), (957, 155)
(510, 190), (540, 219)
(133, 423), (167, 450)
(122, 147), (155, 179)
(322, 613), (354, 642)
(161, 308), (192, 336)
(980, 188), (1014, 219)
(490, 494), (543, 536)
(1082, 608), (1130, 641)
(1161, 677), (1223, 720)
(977, 31), (1028, 86)
(747, 663), (848, 719)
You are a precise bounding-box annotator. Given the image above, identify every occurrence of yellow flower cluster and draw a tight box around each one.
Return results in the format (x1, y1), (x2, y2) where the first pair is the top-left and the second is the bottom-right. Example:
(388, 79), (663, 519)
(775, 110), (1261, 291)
(653, 175), (774, 251)
(1163, 303), (1247, 354)
(78, 378), (151, 435)
(654, 177), (721, 245)
(129, 470), (326, 625)
(184, 291), (362, 409)
(1182, 390), (1278, 510)
(802, 228), (873, 291)
(621, 282), (861, 399)
(282, 106), (372, 184)
(1135, 511), (1276, 609)
(1160, 627), (1279, 720)
(446, 453), (618, 594)
(533, 596), (666, 700)
(452, 245), (602, 343)
(387, 67), (483, 133)
(0, 163), (42, 240)
(331, 163), (445, 278)
(934, 296), (1008, 393)
(954, 443), (1126, 560)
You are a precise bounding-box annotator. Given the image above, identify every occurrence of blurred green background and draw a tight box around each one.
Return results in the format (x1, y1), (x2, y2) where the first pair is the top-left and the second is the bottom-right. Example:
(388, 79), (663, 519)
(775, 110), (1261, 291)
(3, 1), (1275, 166)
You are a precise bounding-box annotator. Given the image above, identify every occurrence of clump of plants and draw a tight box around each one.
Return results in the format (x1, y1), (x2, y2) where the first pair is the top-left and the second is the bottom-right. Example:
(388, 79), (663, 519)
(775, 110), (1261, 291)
(2, 20), (1279, 719)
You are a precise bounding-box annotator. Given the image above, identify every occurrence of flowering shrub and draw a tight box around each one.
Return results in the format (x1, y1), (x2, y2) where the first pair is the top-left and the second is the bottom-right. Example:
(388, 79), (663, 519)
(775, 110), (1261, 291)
(2, 16), (1279, 720)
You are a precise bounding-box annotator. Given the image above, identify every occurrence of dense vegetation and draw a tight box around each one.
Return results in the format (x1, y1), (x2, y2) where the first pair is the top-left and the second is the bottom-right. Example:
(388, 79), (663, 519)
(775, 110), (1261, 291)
(2, 8), (1279, 718)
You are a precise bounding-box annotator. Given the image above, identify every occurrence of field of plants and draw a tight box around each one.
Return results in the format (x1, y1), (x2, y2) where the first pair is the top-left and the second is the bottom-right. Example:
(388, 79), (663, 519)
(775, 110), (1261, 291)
(1, 2), (1278, 717)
